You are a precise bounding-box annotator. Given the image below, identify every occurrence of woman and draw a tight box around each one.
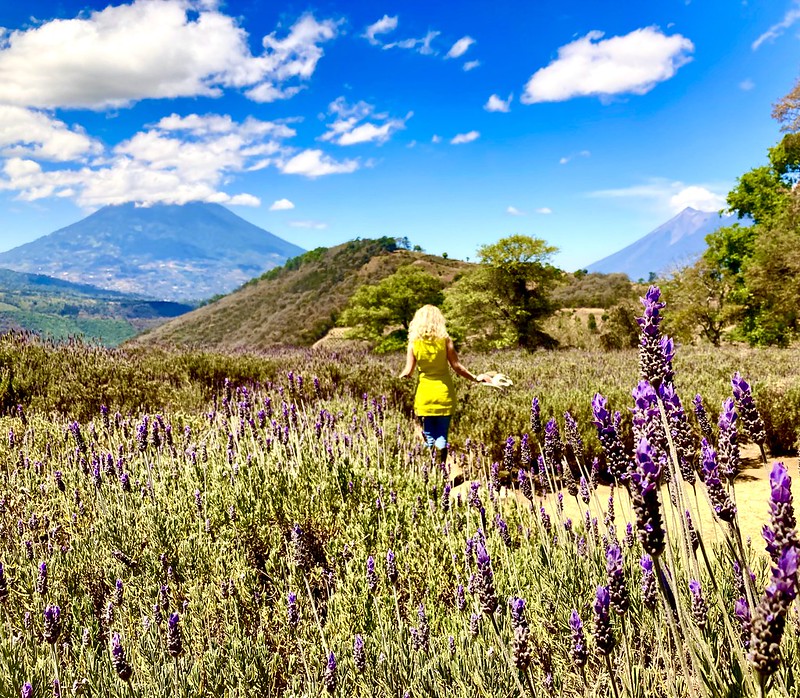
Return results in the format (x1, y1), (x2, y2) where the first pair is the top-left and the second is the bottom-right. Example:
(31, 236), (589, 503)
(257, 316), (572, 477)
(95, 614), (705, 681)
(398, 305), (490, 453)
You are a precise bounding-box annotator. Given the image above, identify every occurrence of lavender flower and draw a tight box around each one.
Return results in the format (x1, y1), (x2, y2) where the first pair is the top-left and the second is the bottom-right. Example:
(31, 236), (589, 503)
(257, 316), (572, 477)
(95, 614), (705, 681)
(530, 398), (542, 436)
(386, 549), (398, 585)
(287, 592), (299, 627)
(717, 398), (739, 483)
(693, 394), (714, 441)
(291, 523), (310, 571)
(324, 651), (337, 694)
(731, 372), (766, 447)
(54, 471), (65, 492)
(592, 586), (615, 656)
(748, 546), (799, 677)
(689, 580), (708, 631)
(35, 561), (47, 596)
(413, 605), (430, 652)
(734, 597), (751, 648)
(518, 469), (533, 502)
(114, 579), (124, 607)
(629, 439), (666, 557)
(700, 439), (736, 524)
(606, 545), (629, 615)
(366, 556), (378, 593)
(468, 612), (481, 637)
(496, 516), (512, 547)
(353, 634), (366, 672)
(167, 612), (183, 658)
(569, 609), (588, 669)
(632, 381), (668, 462)
(564, 410), (585, 463)
(441, 483), (451, 511)
(456, 584), (466, 612)
(636, 285), (673, 387)
(659, 383), (697, 485)
(43, 604), (61, 644)
(110, 633), (133, 682)
(21, 683), (33, 698)
(508, 596), (527, 630)
(685, 510), (699, 552)
(591, 394), (629, 481)
(512, 624), (531, 670)
(543, 419), (563, 475)
(474, 541), (498, 615)
(762, 461), (798, 562)
(503, 436), (515, 473)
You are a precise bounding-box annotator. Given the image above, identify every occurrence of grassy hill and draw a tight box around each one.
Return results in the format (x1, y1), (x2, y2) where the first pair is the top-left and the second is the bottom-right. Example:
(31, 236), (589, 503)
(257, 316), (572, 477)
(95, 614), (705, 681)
(134, 238), (469, 350)
(0, 268), (192, 345)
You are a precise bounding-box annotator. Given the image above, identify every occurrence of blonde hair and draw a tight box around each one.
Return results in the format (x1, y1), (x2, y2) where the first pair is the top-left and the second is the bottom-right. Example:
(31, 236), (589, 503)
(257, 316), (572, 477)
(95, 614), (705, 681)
(408, 305), (449, 342)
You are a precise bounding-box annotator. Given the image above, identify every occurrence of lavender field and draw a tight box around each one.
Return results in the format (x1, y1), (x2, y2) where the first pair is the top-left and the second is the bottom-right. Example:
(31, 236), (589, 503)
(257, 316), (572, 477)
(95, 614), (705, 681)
(2, 289), (800, 697)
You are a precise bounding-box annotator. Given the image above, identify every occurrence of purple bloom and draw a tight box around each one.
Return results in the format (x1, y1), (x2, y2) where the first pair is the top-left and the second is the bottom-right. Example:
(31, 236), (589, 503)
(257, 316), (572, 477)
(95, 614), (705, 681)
(412, 604), (430, 652)
(386, 549), (398, 585)
(512, 623), (531, 670)
(292, 523), (310, 571)
(734, 597), (751, 647)
(569, 609), (588, 669)
(167, 612), (183, 658)
(592, 586), (615, 656)
(42, 604), (61, 644)
(353, 634), (366, 672)
(366, 556), (378, 593)
(591, 393), (629, 481)
(518, 469), (533, 502)
(508, 596), (527, 630)
(287, 591), (299, 627)
(543, 419), (563, 474)
(110, 633), (133, 682)
(693, 394), (714, 441)
(640, 555), (658, 610)
(762, 461), (798, 562)
(324, 651), (337, 694)
(636, 286), (673, 387)
(530, 397), (542, 436)
(717, 398), (739, 483)
(35, 561), (47, 596)
(731, 372), (766, 446)
(456, 584), (466, 612)
(629, 438), (666, 557)
(700, 439), (736, 523)
(606, 544), (629, 615)
(659, 383), (697, 485)
(689, 580), (708, 631)
(21, 683), (33, 698)
(474, 541), (498, 615)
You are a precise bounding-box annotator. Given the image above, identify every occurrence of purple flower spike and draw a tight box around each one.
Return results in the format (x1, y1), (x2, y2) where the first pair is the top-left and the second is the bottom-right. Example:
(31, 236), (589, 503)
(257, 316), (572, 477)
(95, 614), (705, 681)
(763, 462), (798, 562)
(700, 439), (737, 523)
(637, 286), (673, 387)
(717, 398), (739, 483)
(731, 372), (766, 447)
(569, 609), (588, 669)
(530, 398), (542, 436)
(386, 549), (398, 585)
(21, 683), (33, 698)
(167, 612), (183, 658)
(110, 633), (133, 682)
(606, 544), (629, 615)
(474, 540), (498, 615)
(508, 596), (527, 630)
(591, 393), (629, 481)
(353, 634), (366, 672)
(689, 580), (708, 631)
(629, 438), (666, 557)
(366, 556), (378, 593)
(324, 651), (337, 694)
(42, 604), (61, 644)
(592, 586), (615, 656)
(287, 591), (299, 627)
(693, 395), (714, 441)
(640, 555), (658, 610)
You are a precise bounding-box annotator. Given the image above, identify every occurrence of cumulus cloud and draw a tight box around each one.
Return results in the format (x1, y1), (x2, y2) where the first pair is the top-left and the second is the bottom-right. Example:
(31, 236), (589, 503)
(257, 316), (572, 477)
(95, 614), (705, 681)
(384, 29), (440, 55)
(0, 112), (308, 207)
(589, 179), (726, 214)
(0, 1), (338, 109)
(484, 94), (512, 112)
(320, 97), (411, 146)
(280, 149), (359, 177)
(535, 207), (553, 214)
(450, 131), (480, 145)
(0, 106), (102, 161)
(269, 198), (295, 210)
(521, 27), (694, 104)
(506, 205), (524, 215)
(739, 78), (755, 91)
(431, 134), (441, 143)
(446, 36), (475, 59)
(364, 15), (398, 45)
(463, 60), (481, 71)
(752, 3), (800, 50)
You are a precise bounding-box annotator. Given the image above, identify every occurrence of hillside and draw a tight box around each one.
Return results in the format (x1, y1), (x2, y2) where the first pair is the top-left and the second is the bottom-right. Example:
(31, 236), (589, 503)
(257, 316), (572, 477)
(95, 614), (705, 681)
(133, 238), (469, 350)
(0, 268), (191, 345)
(0, 202), (304, 302)
(586, 207), (751, 280)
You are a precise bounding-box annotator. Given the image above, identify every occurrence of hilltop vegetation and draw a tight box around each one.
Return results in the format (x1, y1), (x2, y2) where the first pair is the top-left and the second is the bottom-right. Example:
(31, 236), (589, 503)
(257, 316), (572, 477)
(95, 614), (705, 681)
(135, 238), (468, 350)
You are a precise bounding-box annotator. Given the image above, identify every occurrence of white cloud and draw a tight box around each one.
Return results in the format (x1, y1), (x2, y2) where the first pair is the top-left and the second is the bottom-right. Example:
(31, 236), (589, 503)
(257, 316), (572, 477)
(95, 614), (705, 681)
(450, 131), (480, 145)
(484, 94), (512, 112)
(384, 30), (440, 55)
(290, 220), (327, 229)
(589, 178), (726, 214)
(0, 1), (338, 109)
(0, 106), (102, 161)
(364, 15), (398, 45)
(668, 185), (726, 213)
(270, 198), (295, 210)
(535, 207), (553, 214)
(752, 3), (800, 50)
(446, 36), (475, 59)
(0, 112), (300, 207)
(506, 206), (524, 215)
(463, 60), (481, 71)
(521, 27), (694, 104)
(739, 78), (755, 91)
(431, 134), (441, 143)
(280, 149), (359, 177)
(320, 97), (410, 146)
(559, 150), (591, 165)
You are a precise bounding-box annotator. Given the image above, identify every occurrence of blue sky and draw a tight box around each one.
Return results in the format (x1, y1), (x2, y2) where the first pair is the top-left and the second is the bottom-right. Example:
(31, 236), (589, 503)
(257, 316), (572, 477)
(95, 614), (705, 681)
(0, 0), (798, 271)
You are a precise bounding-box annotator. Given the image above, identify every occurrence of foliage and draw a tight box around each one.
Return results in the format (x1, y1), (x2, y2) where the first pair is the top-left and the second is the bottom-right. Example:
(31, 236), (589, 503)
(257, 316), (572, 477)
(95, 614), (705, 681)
(772, 76), (800, 132)
(550, 272), (636, 309)
(444, 235), (561, 350)
(338, 265), (445, 352)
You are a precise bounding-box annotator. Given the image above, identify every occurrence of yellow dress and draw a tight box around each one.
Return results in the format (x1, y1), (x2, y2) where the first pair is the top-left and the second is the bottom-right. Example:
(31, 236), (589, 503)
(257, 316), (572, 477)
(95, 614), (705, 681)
(413, 338), (456, 416)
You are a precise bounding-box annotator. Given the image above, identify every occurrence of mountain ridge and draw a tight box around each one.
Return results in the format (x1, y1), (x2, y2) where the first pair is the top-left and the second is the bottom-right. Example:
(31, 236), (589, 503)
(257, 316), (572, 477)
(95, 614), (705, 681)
(0, 202), (304, 301)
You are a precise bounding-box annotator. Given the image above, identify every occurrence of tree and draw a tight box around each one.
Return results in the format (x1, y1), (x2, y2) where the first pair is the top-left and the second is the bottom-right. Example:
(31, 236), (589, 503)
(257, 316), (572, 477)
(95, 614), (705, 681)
(338, 265), (444, 352)
(772, 77), (800, 133)
(443, 235), (561, 349)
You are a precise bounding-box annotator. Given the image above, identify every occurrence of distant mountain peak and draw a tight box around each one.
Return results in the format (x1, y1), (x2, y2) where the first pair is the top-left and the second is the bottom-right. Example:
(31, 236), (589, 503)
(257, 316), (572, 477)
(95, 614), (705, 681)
(586, 208), (749, 281)
(0, 202), (304, 301)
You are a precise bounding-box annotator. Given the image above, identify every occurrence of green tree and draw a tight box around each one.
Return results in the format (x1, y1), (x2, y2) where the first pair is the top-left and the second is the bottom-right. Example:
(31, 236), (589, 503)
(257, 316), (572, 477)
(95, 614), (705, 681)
(338, 265), (444, 352)
(443, 235), (561, 349)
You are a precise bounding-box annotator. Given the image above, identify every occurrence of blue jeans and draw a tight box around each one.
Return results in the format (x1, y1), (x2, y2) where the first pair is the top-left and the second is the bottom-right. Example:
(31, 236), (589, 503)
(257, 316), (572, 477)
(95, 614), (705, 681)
(421, 415), (451, 450)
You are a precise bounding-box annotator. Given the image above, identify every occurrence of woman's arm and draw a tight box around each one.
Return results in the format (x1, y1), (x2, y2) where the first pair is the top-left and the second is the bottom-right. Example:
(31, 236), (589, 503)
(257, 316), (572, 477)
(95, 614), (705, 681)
(445, 338), (488, 383)
(398, 342), (417, 378)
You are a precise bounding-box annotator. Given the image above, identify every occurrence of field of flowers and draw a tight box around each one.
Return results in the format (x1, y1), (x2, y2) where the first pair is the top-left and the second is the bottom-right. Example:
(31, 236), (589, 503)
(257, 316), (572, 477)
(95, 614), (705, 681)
(1, 290), (800, 697)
